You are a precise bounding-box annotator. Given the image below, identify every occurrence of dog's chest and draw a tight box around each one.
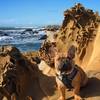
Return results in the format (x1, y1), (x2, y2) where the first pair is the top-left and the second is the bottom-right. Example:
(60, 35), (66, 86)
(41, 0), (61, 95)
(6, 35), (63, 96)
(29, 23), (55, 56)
(56, 67), (78, 89)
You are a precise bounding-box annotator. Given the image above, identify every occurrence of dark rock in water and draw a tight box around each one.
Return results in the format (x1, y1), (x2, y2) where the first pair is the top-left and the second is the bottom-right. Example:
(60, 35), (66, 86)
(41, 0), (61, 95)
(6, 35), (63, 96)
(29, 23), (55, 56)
(39, 35), (47, 40)
(0, 31), (8, 36)
(21, 32), (26, 34)
(38, 28), (46, 31)
(21, 28), (39, 35)
(21, 28), (33, 34)
(33, 30), (39, 34)
(25, 28), (33, 32)
(45, 25), (60, 31)
(3, 33), (8, 36)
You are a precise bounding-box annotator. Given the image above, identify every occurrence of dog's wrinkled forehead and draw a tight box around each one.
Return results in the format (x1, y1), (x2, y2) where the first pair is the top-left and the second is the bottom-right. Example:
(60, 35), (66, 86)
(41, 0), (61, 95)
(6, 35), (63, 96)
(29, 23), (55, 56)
(57, 57), (72, 71)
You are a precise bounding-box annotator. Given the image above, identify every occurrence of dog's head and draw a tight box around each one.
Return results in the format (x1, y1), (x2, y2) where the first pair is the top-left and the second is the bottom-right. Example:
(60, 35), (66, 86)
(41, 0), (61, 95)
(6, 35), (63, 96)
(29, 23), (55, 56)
(55, 56), (73, 73)
(55, 45), (76, 73)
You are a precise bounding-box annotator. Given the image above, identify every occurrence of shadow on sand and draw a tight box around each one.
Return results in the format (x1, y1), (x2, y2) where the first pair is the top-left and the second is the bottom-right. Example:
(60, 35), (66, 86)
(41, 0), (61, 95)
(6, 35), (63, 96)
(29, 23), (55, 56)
(65, 77), (100, 100)
(80, 77), (100, 99)
(27, 70), (56, 100)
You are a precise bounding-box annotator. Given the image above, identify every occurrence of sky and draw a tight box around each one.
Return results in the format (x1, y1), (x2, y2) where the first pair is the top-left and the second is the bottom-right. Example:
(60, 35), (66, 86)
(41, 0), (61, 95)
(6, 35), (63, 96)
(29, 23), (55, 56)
(0, 0), (100, 27)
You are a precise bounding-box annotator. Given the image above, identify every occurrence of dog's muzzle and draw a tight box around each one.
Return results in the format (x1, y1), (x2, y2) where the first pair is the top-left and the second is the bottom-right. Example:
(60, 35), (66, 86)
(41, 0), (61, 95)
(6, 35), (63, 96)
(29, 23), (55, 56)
(57, 57), (72, 73)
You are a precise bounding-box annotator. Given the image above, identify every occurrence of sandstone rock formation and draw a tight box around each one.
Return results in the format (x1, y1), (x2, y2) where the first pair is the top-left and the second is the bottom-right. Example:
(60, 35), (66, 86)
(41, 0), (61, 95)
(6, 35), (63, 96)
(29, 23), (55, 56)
(40, 3), (100, 69)
(0, 46), (57, 100)
(1, 3), (100, 100)
(0, 46), (39, 100)
(39, 3), (100, 100)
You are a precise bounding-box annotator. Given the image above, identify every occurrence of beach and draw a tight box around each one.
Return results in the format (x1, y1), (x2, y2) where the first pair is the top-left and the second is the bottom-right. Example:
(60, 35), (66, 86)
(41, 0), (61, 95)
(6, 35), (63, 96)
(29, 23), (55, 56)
(0, 3), (100, 100)
(0, 28), (45, 52)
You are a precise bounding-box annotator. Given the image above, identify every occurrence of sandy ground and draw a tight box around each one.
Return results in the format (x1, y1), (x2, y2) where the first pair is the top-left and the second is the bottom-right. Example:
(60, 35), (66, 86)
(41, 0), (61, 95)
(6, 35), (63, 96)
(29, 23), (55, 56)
(37, 61), (100, 100)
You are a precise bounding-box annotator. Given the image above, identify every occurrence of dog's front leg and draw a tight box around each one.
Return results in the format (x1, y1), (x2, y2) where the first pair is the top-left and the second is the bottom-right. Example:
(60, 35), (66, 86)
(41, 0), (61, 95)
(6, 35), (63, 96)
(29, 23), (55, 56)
(73, 85), (82, 100)
(56, 77), (66, 100)
(58, 85), (66, 100)
(11, 93), (17, 100)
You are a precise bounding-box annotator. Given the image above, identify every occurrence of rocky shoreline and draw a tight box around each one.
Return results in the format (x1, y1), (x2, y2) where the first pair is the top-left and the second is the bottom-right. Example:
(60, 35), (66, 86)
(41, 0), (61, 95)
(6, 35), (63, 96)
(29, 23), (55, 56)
(0, 3), (100, 100)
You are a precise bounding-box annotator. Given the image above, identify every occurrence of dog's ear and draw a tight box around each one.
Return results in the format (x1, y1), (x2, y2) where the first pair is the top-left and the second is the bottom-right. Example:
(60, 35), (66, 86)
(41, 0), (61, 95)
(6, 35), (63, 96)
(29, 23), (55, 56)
(67, 45), (76, 59)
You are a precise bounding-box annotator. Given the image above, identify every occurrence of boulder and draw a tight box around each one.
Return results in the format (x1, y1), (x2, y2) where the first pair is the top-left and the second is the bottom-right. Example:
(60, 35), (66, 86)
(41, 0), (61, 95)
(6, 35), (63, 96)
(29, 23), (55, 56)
(39, 41), (57, 67)
(33, 30), (39, 34)
(39, 34), (47, 40)
(0, 46), (39, 100)
(0, 31), (8, 36)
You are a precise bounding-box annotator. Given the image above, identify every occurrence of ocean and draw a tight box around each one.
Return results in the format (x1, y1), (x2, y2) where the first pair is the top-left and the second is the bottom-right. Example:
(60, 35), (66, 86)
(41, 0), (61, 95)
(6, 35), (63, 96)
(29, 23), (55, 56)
(0, 28), (45, 52)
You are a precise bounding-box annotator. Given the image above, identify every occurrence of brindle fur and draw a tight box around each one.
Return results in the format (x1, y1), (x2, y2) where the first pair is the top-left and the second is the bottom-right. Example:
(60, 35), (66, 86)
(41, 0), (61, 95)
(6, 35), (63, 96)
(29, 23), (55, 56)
(55, 45), (88, 100)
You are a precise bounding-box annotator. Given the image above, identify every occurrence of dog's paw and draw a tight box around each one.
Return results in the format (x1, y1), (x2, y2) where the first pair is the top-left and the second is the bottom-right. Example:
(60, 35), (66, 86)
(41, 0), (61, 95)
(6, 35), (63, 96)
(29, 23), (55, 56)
(74, 95), (82, 100)
(26, 96), (32, 100)
(58, 96), (65, 100)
